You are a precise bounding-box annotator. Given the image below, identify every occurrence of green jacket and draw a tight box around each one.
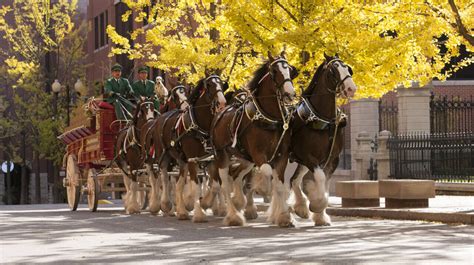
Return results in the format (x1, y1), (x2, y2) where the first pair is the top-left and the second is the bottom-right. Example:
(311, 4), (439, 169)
(104, 77), (133, 102)
(132, 79), (156, 98)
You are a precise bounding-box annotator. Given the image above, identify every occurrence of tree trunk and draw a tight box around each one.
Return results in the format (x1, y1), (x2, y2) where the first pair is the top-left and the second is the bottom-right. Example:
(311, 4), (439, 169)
(20, 132), (29, 204)
(35, 150), (41, 204)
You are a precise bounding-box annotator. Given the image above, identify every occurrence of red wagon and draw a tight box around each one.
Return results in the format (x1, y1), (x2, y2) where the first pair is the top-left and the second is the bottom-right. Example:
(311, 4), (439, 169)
(58, 98), (147, 211)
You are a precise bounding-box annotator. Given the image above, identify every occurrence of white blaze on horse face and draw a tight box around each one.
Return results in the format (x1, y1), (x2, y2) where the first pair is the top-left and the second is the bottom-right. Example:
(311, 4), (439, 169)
(145, 105), (154, 120)
(176, 89), (189, 110)
(277, 62), (296, 99)
(335, 64), (357, 98)
(212, 79), (227, 110)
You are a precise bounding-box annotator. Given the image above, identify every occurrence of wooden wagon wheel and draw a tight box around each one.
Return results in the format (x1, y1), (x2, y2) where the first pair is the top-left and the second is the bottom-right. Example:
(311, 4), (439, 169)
(87, 168), (100, 212)
(64, 154), (81, 211)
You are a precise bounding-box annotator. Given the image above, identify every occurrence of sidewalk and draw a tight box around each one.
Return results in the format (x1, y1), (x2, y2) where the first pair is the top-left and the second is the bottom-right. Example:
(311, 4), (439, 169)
(326, 195), (474, 225)
(256, 195), (473, 225)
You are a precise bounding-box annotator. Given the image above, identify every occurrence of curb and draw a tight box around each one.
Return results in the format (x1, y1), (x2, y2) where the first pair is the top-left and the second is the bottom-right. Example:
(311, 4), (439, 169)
(256, 204), (473, 225)
(326, 207), (474, 225)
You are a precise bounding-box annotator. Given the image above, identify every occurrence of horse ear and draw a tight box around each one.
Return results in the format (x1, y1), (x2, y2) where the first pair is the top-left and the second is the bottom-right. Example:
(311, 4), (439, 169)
(267, 51), (274, 62)
(335, 53), (339, 58)
(222, 81), (229, 91)
(324, 52), (331, 61)
(280, 50), (286, 58)
(290, 66), (299, 79)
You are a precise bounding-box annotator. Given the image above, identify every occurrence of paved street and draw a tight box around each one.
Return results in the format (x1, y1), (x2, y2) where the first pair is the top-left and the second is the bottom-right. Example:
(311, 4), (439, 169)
(1, 203), (473, 264)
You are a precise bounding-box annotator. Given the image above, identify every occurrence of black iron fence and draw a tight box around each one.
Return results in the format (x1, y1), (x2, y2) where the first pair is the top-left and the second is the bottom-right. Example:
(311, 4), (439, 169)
(379, 100), (398, 134)
(430, 94), (473, 133)
(388, 132), (474, 182)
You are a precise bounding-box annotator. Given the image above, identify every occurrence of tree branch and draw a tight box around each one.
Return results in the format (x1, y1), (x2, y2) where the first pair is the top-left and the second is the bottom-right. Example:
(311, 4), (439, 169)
(274, 0), (298, 23)
(447, 0), (474, 46)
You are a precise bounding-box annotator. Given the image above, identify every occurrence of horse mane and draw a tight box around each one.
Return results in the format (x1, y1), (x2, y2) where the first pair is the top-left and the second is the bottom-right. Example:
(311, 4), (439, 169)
(302, 58), (331, 97)
(247, 61), (270, 91)
(187, 78), (205, 105)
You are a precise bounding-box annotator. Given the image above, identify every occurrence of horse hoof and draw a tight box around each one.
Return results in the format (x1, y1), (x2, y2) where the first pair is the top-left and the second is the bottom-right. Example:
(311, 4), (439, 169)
(192, 215), (208, 223)
(161, 201), (172, 213)
(177, 213), (190, 220)
(313, 212), (332, 226)
(185, 201), (194, 212)
(149, 202), (161, 215)
(223, 213), (245, 226)
(276, 212), (294, 228)
(244, 206), (258, 220)
(294, 203), (309, 219)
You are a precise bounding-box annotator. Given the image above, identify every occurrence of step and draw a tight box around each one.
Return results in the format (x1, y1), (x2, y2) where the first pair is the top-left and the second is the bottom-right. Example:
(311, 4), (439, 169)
(335, 181), (380, 207)
(379, 179), (435, 208)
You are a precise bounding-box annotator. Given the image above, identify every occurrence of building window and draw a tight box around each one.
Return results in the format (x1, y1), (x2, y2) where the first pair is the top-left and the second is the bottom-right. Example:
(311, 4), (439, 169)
(94, 10), (108, 50)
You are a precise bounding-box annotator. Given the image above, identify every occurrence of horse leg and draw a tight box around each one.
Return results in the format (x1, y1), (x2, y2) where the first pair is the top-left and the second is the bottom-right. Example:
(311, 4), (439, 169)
(146, 163), (161, 215)
(160, 161), (173, 216)
(201, 163), (218, 210)
(175, 162), (189, 220)
(188, 162), (207, 223)
(122, 174), (131, 210)
(252, 165), (272, 199)
(231, 162), (253, 211)
(304, 167), (331, 226)
(291, 164), (310, 219)
(127, 178), (141, 214)
(268, 162), (293, 228)
(183, 174), (195, 212)
(244, 188), (258, 220)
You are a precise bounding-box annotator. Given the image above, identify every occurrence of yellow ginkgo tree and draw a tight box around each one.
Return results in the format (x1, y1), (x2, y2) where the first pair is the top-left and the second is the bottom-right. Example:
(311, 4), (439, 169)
(107, 0), (262, 88)
(108, 1), (472, 98)
(224, 0), (473, 98)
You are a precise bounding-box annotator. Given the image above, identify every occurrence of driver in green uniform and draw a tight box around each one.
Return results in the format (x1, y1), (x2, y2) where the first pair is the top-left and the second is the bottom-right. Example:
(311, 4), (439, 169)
(131, 66), (160, 111)
(104, 63), (134, 120)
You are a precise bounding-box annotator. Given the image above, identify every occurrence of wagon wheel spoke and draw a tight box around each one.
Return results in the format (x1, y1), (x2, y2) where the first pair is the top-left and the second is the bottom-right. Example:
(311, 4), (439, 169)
(65, 154), (81, 211)
(87, 168), (99, 212)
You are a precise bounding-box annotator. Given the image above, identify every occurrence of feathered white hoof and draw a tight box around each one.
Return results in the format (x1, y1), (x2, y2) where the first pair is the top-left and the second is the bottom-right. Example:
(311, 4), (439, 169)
(313, 211), (332, 226)
(161, 201), (173, 214)
(200, 191), (215, 210)
(223, 212), (245, 226)
(294, 201), (309, 219)
(231, 195), (246, 211)
(126, 201), (141, 215)
(177, 211), (190, 220)
(192, 209), (208, 223)
(184, 198), (194, 212)
(276, 212), (294, 228)
(244, 204), (258, 220)
(148, 199), (161, 215)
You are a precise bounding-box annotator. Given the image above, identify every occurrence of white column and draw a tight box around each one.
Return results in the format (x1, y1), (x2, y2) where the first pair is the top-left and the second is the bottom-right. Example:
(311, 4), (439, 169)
(350, 98), (379, 174)
(397, 82), (432, 133)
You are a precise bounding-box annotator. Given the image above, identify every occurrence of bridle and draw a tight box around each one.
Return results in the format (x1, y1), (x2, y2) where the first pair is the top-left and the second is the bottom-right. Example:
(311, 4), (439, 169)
(258, 58), (294, 95)
(323, 59), (353, 95)
(169, 85), (188, 109)
(199, 74), (225, 114)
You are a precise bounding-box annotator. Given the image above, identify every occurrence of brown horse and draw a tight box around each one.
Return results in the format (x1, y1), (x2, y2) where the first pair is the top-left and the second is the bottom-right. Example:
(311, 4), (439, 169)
(152, 74), (226, 221)
(289, 54), (357, 226)
(115, 98), (155, 214)
(139, 81), (190, 214)
(210, 52), (298, 227)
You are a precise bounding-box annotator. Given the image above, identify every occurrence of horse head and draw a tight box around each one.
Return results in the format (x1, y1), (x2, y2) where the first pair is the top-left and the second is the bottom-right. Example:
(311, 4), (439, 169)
(134, 97), (155, 127)
(169, 84), (190, 110)
(322, 53), (357, 98)
(266, 51), (298, 103)
(190, 73), (227, 113)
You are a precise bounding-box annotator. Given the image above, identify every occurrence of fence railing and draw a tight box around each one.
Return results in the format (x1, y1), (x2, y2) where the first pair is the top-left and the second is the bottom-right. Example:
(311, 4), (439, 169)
(388, 132), (474, 182)
(430, 95), (473, 133)
(379, 100), (398, 134)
